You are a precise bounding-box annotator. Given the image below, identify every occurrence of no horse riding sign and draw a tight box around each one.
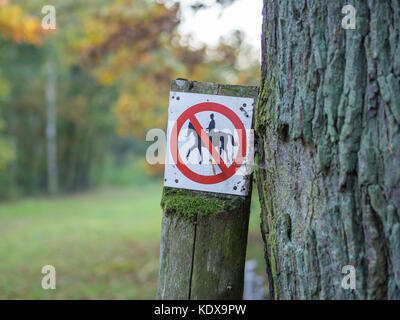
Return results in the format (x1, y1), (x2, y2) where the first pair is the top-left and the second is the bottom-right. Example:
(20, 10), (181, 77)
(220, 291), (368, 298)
(164, 90), (255, 196)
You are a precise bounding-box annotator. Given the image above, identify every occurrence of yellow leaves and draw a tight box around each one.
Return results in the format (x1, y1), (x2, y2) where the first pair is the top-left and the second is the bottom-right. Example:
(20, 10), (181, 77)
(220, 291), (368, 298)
(95, 69), (115, 86)
(114, 92), (140, 137)
(114, 77), (169, 138)
(94, 48), (134, 85)
(79, 0), (179, 66)
(83, 19), (107, 47)
(71, 1), (260, 141)
(0, 3), (44, 45)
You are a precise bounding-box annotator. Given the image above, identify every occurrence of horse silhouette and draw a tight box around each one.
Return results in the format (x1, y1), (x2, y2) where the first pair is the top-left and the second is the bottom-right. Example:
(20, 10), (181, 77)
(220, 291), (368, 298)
(185, 115), (237, 164)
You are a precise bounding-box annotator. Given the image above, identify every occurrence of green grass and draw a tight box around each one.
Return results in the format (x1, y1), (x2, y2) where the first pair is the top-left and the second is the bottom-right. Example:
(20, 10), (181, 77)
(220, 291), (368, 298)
(0, 183), (266, 299)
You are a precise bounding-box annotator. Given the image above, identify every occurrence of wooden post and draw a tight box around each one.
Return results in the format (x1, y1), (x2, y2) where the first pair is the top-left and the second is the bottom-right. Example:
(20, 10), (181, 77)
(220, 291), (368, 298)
(156, 79), (259, 300)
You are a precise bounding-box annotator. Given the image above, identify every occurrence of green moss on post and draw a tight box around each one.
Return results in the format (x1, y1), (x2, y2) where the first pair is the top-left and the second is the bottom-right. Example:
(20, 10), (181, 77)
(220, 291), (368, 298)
(161, 187), (245, 221)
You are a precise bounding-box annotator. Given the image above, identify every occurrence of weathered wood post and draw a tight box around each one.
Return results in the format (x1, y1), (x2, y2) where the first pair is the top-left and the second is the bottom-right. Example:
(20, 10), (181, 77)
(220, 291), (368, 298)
(157, 79), (259, 300)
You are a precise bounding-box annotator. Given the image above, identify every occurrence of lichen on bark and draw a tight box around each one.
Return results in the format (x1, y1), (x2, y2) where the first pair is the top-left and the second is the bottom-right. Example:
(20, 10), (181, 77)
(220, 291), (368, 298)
(256, 0), (400, 299)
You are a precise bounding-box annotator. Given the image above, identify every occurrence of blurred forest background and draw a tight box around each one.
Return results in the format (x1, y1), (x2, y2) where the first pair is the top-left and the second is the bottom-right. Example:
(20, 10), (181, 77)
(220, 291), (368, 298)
(0, 0), (263, 299)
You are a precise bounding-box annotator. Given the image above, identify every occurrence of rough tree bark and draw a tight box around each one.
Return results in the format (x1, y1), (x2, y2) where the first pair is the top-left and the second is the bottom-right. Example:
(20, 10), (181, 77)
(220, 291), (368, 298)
(255, 0), (400, 299)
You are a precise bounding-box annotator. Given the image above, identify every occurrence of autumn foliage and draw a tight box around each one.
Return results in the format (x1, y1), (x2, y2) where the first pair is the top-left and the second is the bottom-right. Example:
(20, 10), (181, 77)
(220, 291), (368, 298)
(0, 0), (44, 45)
(0, 0), (259, 192)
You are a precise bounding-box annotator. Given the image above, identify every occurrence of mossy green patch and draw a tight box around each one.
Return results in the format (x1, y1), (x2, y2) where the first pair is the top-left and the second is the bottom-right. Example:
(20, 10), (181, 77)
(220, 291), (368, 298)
(161, 187), (244, 221)
(255, 78), (276, 136)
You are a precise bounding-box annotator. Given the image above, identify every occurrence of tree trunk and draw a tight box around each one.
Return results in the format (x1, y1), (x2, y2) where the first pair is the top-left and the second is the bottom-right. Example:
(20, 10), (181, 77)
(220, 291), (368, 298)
(45, 56), (58, 195)
(255, 0), (400, 299)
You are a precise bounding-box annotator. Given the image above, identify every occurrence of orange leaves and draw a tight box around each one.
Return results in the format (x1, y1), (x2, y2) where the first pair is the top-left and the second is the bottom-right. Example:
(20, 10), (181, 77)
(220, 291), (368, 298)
(0, 2), (44, 45)
(114, 78), (169, 138)
(79, 1), (179, 68)
(73, 0), (260, 140)
(75, 1), (181, 137)
(95, 69), (115, 86)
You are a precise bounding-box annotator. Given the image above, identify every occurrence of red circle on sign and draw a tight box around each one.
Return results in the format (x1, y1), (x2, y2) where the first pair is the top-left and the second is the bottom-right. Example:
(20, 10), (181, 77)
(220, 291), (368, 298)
(170, 102), (247, 184)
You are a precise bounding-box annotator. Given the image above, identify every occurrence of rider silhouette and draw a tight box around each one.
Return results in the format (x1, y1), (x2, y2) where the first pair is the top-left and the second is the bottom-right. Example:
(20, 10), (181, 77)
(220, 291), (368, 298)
(206, 113), (215, 146)
(206, 114), (215, 131)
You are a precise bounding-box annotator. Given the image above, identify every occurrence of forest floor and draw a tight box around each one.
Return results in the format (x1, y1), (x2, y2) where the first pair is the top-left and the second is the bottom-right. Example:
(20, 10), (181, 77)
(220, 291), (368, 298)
(0, 183), (266, 299)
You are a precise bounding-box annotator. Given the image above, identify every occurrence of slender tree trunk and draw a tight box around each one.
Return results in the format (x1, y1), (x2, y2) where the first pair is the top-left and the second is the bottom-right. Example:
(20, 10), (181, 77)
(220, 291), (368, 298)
(255, 0), (400, 299)
(45, 56), (58, 194)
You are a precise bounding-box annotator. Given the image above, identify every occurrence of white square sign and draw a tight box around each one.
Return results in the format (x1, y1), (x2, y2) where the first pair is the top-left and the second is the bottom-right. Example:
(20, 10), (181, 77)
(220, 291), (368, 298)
(164, 91), (255, 196)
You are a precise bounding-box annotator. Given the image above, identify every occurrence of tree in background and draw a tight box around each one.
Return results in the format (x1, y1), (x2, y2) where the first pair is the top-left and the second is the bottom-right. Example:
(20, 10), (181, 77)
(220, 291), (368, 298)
(0, 0), (45, 198)
(256, 0), (400, 299)
(0, 0), (259, 197)
(77, 0), (259, 137)
(75, 0), (259, 176)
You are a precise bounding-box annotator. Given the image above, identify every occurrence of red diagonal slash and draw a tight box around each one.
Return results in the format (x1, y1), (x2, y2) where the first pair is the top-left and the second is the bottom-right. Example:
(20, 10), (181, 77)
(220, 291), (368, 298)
(188, 114), (229, 174)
